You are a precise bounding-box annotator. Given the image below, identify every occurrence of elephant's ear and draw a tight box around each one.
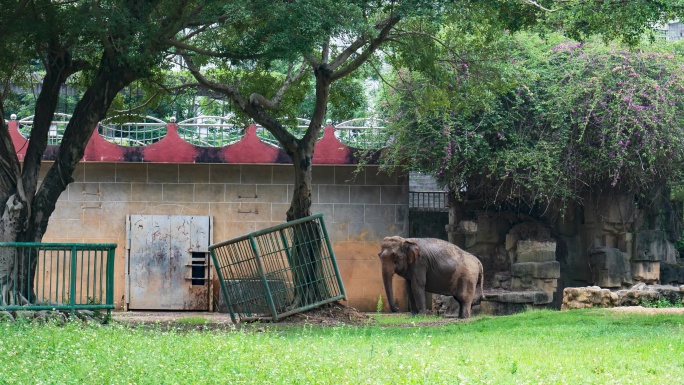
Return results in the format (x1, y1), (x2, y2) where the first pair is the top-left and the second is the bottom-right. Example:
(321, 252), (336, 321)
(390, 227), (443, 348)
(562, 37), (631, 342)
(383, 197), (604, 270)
(403, 240), (419, 265)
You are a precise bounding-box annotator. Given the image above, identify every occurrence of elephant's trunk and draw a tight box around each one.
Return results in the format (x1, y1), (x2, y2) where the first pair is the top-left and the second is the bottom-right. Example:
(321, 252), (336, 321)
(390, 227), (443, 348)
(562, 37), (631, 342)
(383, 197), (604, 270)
(382, 266), (399, 312)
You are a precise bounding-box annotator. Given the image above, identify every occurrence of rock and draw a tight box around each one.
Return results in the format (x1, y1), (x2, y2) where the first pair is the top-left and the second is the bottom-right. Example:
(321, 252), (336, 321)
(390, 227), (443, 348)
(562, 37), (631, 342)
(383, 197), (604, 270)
(561, 287), (619, 310)
(492, 272), (512, 290)
(588, 247), (632, 288)
(631, 261), (660, 284)
(511, 277), (558, 293)
(616, 288), (659, 306)
(516, 240), (556, 263)
(660, 263), (680, 285)
(511, 261), (560, 279)
(616, 284), (684, 306)
(432, 295), (460, 316)
(484, 290), (553, 305)
(634, 230), (667, 262)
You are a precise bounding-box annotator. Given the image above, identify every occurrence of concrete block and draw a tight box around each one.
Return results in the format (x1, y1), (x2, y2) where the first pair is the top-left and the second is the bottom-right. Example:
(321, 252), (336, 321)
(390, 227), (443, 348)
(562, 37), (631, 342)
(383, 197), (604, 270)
(241, 165), (272, 184)
(632, 261), (660, 284)
(312, 166), (336, 184)
(334, 204), (365, 223)
(194, 184), (225, 203)
(100, 183), (132, 202)
(256, 184), (289, 203)
(364, 205), (396, 224)
(115, 163), (147, 183)
(209, 164), (241, 183)
(272, 165), (294, 184)
(516, 240), (556, 262)
(131, 183), (163, 202)
(335, 166), (365, 185)
(311, 203), (334, 222)
(511, 261), (560, 279)
(162, 184), (194, 202)
(225, 184), (257, 202)
(84, 163), (116, 182)
(69, 182), (100, 202)
(364, 166), (398, 185)
(179, 164), (210, 183)
(318, 185), (350, 204)
(148, 164), (178, 183)
(380, 185), (408, 204)
(350, 185), (380, 204)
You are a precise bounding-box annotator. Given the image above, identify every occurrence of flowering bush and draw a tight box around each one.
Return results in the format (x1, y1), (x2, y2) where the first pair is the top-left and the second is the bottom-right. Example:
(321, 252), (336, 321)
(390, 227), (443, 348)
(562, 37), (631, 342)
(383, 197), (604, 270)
(381, 33), (684, 212)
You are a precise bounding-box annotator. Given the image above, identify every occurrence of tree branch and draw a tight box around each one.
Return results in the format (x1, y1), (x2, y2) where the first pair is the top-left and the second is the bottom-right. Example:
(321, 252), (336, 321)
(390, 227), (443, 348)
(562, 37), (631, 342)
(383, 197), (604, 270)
(329, 14), (401, 82)
(249, 58), (308, 109)
(170, 39), (266, 60)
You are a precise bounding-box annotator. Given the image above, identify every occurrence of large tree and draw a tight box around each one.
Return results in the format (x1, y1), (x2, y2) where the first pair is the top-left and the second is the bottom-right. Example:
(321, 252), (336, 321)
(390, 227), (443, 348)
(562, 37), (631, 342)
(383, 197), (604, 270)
(0, 0), (217, 306)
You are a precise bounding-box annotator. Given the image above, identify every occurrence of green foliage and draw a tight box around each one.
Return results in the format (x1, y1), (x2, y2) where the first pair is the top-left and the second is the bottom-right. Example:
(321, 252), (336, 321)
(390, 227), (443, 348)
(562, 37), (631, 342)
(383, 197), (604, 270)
(642, 297), (683, 308)
(2, 310), (684, 383)
(382, 32), (684, 212)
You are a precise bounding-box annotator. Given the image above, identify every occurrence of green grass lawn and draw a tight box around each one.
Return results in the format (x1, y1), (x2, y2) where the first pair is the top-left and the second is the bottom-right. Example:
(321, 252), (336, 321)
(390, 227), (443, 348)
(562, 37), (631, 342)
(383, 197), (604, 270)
(1, 309), (683, 384)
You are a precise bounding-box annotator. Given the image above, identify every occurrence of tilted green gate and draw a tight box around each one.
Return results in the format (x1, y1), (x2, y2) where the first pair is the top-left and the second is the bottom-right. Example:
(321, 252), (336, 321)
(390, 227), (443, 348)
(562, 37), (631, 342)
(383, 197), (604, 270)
(210, 214), (346, 322)
(0, 243), (116, 317)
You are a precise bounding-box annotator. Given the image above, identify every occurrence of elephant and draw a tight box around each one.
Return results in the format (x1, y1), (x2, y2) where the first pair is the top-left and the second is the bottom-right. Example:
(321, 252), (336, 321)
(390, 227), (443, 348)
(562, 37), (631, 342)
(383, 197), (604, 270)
(378, 236), (484, 319)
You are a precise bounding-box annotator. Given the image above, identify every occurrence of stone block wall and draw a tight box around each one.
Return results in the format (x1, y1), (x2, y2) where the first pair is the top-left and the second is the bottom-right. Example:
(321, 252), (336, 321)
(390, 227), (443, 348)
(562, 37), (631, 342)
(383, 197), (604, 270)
(40, 162), (409, 311)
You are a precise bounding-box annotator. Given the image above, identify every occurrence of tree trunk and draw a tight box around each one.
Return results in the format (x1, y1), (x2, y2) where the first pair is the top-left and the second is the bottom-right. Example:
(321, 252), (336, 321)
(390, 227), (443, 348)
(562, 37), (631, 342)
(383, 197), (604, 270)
(0, 52), (136, 306)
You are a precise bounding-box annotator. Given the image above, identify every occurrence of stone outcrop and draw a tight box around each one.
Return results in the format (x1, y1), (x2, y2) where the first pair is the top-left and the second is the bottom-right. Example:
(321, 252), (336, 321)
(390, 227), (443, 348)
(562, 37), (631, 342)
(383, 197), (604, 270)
(562, 284), (684, 310)
(561, 286), (619, 310)
(588, 247), (632, 288)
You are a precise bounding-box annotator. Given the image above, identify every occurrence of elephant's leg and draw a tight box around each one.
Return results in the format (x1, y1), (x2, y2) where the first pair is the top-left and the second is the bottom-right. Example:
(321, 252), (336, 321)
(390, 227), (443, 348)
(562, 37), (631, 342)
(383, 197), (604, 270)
(459, 298), (472, 319)
(452, 296), (464, 317)
(410, 277), (427, 313)
(405, 279), (418, 314)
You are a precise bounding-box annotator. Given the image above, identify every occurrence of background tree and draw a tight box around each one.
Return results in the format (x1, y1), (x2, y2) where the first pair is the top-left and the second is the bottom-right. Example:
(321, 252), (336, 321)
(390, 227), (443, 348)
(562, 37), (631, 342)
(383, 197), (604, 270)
(380, 31), (684, 219)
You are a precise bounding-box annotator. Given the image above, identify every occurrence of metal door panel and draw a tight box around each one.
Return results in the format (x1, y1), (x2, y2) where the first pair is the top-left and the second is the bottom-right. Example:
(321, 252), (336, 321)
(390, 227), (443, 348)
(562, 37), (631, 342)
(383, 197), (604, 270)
(127, 215), (210, 310)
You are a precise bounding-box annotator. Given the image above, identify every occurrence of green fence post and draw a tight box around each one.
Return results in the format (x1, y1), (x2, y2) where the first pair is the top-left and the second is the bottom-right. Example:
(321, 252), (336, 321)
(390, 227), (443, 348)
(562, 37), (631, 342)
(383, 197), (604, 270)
(249, 236), (278, 320)
(70, 246), (77, 318)
(106, 247), (115, 319)
(318, 215), (346, 299)
(209, 249), (237, 324)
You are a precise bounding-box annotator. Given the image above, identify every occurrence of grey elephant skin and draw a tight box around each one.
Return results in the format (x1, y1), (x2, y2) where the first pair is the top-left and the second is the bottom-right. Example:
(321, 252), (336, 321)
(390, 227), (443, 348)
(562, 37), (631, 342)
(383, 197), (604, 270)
(378, 236), (484, 319)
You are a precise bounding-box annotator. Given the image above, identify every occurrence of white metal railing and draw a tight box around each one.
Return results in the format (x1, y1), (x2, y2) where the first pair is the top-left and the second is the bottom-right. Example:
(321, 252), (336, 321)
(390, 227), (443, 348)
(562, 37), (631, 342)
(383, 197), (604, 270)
(335, 117), (391, 149)
(177, 115), (243, 147)
(10, 115), (390, 149)
(17, 113), (72, 145)
(98, 115), (167, 146)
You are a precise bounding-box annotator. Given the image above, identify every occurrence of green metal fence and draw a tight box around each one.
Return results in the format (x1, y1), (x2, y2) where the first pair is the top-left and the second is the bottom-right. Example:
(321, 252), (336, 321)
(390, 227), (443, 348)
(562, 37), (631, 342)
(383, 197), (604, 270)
(210, 214), (346, 322)
(0, 243), (116, 317)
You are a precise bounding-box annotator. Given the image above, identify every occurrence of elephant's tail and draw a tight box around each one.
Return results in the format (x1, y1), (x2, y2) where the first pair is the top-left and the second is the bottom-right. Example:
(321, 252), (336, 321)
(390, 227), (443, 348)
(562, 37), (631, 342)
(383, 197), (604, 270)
(473, 263), (484, 306)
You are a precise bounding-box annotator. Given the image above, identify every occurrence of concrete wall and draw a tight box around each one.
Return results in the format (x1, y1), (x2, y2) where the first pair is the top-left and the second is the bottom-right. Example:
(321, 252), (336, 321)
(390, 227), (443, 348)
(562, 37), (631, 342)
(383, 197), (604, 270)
(40, 162), (409, 312)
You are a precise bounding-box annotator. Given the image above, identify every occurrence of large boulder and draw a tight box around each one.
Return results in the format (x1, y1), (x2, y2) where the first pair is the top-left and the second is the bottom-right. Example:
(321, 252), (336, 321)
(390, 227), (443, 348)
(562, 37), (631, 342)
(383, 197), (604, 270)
(562, 286), (619, 310)
(588, 247), (632, 288)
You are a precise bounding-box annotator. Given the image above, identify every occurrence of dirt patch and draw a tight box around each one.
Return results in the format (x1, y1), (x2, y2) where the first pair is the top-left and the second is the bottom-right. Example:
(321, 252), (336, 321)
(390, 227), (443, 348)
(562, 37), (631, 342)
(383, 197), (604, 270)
(112, 303), (374, 329)
(609, 306), (684, 315)
(276, 302), (371, 325)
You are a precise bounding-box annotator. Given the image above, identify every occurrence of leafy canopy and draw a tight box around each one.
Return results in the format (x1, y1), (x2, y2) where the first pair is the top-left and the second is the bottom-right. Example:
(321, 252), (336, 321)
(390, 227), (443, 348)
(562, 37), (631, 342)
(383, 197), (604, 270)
(381, 32), (684, 212)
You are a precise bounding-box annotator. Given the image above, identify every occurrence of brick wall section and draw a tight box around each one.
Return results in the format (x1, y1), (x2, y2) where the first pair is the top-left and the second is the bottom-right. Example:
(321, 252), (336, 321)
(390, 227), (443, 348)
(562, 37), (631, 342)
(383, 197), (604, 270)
(41, 162), (409, 312)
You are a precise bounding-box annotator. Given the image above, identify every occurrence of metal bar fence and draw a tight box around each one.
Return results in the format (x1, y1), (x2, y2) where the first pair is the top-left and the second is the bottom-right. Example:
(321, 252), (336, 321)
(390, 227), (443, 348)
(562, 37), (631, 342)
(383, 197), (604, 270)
(0, 243), (116, 317)
(408, 191), (449, 212)
(210, 214), (346, 323)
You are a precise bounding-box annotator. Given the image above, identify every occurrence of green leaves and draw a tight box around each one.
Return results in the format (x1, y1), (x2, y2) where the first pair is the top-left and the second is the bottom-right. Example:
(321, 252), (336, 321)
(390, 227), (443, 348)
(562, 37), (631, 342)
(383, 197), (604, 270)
(382, 31), (684, 212)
